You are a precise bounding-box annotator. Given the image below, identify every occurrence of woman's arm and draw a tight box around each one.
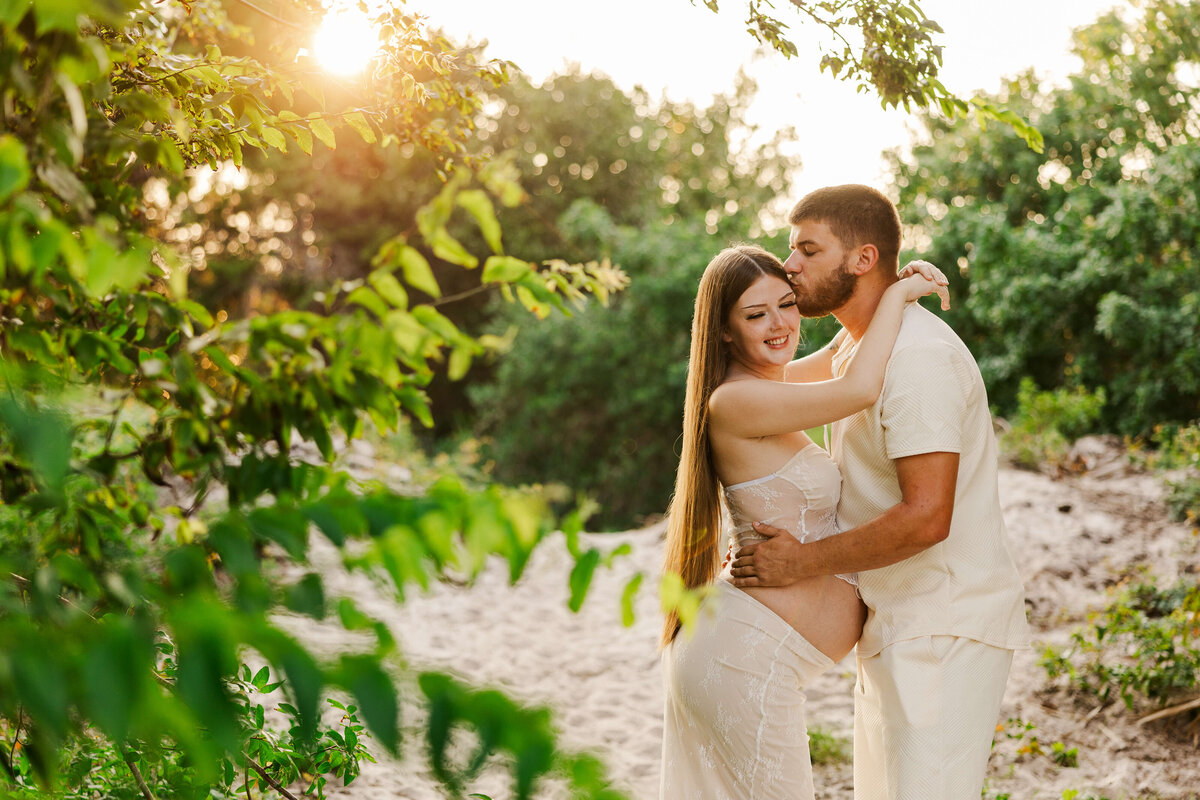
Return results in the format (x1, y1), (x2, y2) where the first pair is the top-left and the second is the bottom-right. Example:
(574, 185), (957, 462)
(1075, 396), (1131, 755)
(709, 275), (944, 437)
(782, 329), (846, 383)
(782, 260), (947, 384)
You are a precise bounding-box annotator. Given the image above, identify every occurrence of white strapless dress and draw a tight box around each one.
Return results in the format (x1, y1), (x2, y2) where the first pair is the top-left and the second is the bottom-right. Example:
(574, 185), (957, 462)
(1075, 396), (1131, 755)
(661, 444), (852, 800)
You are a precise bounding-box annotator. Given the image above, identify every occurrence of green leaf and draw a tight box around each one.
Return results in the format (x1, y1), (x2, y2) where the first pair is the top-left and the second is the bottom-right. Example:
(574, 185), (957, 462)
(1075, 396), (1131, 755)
(339, 655), (399, 753)
(0, 0), (31, 28)
(285, 573), (327, 619)
(279, 645), (324, 743)
(261, 125), (288, 152)
(308, 115), (336, 149)
(455, 189), (502, 253)
(567, 548), (601, 613)
(37, 159), (94, 210)
(347, 286), (388, 318)
(620, 573), (644, 627)
(396, 245), (442, 297)
(345, 111), (377, 144)
(482, 255), (532, 284)
(426, 227), (478, 269)
(33, 0), (86, 33)
(368, 268), (409, 308)
(0, 135), (31, 203)
(287, 123), (314, 155)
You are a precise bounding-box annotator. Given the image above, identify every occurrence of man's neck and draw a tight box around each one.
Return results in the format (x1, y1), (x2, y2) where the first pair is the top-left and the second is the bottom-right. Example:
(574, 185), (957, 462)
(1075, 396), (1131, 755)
(833, 279), (891, 342)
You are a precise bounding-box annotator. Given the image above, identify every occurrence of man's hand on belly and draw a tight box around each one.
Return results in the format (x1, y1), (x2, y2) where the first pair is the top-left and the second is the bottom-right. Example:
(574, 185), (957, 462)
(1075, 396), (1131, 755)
(730, 522), (806, 587)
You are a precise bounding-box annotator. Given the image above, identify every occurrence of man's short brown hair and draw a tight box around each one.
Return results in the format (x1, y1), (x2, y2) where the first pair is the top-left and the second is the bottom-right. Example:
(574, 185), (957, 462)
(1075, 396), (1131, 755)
(788, 184), (901, 273)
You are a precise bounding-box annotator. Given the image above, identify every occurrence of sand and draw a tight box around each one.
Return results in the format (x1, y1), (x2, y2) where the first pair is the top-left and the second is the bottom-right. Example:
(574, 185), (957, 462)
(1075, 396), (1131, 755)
(278, 440), (1200, 800)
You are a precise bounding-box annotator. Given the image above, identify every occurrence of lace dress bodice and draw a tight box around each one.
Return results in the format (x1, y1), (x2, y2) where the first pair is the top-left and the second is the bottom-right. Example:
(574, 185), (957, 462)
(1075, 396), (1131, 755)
(723, 442), (855, 585)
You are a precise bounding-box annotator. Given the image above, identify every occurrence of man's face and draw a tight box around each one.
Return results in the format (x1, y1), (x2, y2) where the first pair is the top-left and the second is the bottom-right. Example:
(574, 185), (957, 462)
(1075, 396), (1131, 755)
(784, 219), (858, 318)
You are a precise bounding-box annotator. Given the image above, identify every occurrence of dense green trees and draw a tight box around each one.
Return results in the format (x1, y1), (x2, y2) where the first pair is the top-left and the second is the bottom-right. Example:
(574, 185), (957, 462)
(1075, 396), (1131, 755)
(889, 0), (1200, 434)
(0, 0), (627, 796)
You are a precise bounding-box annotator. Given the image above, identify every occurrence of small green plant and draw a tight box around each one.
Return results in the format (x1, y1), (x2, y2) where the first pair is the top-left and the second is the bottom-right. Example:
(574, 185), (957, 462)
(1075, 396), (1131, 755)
(1146, 421), (1200, 527)
(996, 716), (1043, 758)
(999, 378), (1106, 469)
(807, 726), (851, 766)
(1041, 574), (1200, 719)
(1050, 740), (1079, 768)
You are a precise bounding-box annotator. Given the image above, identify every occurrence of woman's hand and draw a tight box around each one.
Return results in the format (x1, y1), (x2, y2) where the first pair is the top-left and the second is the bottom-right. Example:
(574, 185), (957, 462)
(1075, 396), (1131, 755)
(899, 259), (949, 285)
(895, 266), (951, 311)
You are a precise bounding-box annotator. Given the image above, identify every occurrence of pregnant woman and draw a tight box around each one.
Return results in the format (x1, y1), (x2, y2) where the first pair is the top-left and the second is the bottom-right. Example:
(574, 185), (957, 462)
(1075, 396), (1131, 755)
(660, 244), (946, 799)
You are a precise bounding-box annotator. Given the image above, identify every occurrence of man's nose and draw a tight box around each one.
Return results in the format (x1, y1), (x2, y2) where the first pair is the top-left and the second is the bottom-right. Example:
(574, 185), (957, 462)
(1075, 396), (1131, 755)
(783, 253), (802, 282)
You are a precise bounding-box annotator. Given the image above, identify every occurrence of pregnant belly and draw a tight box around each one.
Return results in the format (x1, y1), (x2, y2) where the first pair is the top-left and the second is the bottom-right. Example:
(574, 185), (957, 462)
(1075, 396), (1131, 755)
(732, 577), (865, 662)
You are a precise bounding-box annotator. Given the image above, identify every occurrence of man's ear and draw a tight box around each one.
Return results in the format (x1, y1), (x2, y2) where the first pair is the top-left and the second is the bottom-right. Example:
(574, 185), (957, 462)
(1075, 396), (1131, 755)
(850, 244), (880, 276)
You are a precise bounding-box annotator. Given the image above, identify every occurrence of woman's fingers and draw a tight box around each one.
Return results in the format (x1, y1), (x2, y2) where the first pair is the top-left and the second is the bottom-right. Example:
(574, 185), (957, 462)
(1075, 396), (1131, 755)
(900, 259), (949, 285)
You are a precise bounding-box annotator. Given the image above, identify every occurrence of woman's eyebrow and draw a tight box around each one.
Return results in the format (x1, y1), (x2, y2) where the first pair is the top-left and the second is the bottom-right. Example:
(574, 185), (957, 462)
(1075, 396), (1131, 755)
(740, 291), (795, 310)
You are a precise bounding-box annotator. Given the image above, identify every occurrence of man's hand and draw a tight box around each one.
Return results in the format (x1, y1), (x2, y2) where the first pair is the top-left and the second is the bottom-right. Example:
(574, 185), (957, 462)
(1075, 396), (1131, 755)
(730, 521), (805, 587)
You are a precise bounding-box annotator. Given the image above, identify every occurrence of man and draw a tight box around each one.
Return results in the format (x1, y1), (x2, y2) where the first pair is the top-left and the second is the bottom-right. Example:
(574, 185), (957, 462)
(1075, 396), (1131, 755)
(730, 184), (1029, 799)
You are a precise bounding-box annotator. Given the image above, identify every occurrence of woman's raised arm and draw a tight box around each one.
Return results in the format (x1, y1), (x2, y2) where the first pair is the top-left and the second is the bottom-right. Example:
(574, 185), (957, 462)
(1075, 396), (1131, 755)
(710, 273), (948, 437)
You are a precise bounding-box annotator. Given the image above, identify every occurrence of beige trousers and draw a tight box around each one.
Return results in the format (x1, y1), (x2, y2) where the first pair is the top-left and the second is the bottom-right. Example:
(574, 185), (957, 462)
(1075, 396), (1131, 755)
(854, 635), (1013, 800)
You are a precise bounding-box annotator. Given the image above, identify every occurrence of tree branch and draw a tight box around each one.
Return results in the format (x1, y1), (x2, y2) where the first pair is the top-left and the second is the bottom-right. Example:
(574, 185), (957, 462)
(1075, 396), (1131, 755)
(246, 757), (300, 800)
(123, 752), (157, 800)
(230, 0), (305, 30)
(1137, 695), (1200, 726)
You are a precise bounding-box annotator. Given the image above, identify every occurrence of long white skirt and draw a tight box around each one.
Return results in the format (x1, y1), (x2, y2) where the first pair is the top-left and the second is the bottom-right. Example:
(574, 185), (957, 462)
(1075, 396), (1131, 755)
(661, 580), (836, 800)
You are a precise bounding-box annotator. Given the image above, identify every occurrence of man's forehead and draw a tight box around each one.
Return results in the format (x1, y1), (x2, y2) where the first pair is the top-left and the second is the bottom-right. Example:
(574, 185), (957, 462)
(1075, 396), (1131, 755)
(789, 219), (834, 244)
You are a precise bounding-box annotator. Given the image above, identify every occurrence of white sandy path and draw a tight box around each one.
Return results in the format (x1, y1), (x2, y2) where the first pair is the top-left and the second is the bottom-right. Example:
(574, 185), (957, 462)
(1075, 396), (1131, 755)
(285, 463), (1200, 800)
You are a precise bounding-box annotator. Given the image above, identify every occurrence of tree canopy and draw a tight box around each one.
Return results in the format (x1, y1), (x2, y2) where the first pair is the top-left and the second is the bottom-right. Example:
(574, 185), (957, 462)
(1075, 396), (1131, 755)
(888, 0), (1200, 433)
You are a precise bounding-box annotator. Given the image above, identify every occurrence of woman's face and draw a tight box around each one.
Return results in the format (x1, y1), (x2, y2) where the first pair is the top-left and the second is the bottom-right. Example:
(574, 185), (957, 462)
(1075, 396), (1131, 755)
(723, 274), (801, 371)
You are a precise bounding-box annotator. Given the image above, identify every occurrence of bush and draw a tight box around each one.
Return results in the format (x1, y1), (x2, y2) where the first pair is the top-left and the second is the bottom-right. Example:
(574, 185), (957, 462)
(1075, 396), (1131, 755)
(1146, 421), (1200, 526)
(1040, 574), (1200, 719)
(999, 378), (1106, 469)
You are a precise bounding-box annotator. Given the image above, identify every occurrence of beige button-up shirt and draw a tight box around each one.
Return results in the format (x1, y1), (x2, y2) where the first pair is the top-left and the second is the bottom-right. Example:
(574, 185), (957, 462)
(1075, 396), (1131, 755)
(831, 303), (1029, 657)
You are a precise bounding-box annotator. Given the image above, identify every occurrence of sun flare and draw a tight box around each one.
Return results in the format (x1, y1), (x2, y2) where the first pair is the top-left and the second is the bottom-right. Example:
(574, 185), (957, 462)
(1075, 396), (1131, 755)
(314, 5), (379, 76)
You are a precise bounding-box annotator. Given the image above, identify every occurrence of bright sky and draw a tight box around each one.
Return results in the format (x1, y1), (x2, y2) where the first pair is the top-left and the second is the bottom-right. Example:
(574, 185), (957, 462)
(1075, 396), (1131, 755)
(403, 0), (1121, 204)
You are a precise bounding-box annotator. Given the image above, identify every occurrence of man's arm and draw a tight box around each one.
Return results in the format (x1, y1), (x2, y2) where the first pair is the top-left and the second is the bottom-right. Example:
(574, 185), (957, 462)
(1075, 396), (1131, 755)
(730, 450), (958, 586)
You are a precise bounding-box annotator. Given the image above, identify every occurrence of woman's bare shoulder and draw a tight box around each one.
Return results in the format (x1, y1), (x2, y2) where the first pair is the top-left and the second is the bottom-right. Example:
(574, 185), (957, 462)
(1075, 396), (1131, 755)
(707, 378), (764, 418)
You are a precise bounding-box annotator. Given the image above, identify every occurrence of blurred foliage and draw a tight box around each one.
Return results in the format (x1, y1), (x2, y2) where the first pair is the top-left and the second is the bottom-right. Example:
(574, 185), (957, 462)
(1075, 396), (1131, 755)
(888, 0), (1200, 437)
(1041, 574), (1200, 727)
(998, 378), (1106, 471)
(806, 726), (851, 767)
(1143, 421), (1200, 527)
(701, 0), (1043, 150)
(0, 0), (636, 797)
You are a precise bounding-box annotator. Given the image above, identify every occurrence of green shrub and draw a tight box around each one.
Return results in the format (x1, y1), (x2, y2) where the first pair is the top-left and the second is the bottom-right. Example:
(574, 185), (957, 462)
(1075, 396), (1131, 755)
(1146, 422), (1200, 526)
(999, 378), (1106, 469)
(807, 726), (851, 766)
(1041, 574), (1200, 716)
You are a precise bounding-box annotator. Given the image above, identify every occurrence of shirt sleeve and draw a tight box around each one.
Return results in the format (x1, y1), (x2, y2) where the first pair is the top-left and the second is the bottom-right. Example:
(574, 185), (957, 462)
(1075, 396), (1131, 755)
(880, 341), (970, 459)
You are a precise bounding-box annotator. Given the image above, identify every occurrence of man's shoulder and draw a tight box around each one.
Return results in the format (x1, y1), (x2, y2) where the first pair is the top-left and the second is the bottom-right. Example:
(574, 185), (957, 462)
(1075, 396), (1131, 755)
(895, 304), (971, 357)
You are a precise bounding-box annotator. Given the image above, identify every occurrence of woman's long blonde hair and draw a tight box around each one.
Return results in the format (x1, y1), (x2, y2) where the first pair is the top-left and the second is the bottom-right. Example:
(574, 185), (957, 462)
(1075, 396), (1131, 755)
(661, 244), (792, 646)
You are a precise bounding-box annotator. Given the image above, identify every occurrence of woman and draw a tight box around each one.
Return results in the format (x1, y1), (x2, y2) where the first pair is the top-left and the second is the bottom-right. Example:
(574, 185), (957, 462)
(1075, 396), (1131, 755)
(660, 244), (947, 799)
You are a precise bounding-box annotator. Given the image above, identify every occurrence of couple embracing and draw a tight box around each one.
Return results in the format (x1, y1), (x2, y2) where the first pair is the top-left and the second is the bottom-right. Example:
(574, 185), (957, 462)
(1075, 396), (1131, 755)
(660, 185), (1029, 799)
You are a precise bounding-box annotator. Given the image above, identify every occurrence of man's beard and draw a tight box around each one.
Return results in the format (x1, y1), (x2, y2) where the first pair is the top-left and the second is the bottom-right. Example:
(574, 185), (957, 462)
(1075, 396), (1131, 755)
(794, 256), (857, 317)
